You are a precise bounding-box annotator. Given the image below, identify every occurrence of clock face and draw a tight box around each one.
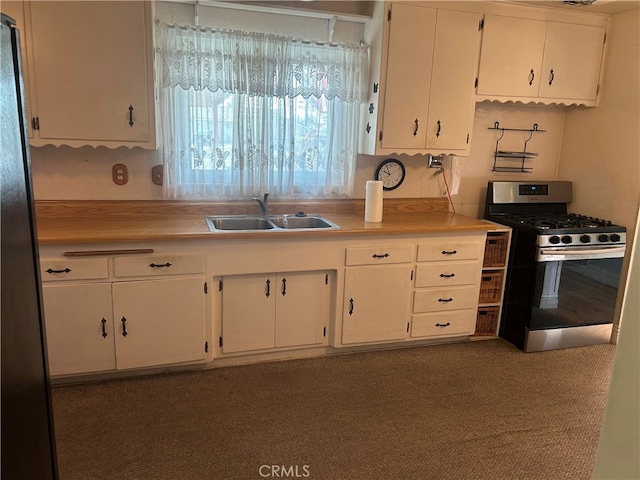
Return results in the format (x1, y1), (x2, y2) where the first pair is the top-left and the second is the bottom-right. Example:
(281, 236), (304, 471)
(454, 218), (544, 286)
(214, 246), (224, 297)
(375, 159), (405, 190)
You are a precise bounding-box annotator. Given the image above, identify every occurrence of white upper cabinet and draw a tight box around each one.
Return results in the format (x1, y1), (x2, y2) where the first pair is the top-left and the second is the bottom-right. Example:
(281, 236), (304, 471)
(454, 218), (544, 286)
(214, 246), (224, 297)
(360, 2), (482, 156)
(476, 10), (608, 106)
(23, 1), (157, 149)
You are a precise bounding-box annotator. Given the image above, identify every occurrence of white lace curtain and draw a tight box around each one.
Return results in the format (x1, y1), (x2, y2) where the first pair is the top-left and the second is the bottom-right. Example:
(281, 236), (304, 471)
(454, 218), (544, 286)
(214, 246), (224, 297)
(155, 20), (369, 199)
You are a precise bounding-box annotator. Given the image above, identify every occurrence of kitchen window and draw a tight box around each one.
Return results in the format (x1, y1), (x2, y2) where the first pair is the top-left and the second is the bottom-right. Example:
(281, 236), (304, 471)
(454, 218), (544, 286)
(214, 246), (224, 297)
(155, 21), (368, 199)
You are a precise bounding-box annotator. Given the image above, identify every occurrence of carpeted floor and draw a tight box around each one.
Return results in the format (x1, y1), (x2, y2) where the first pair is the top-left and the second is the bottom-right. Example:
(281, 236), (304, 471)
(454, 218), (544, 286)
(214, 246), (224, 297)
(51, 339), (615, 480)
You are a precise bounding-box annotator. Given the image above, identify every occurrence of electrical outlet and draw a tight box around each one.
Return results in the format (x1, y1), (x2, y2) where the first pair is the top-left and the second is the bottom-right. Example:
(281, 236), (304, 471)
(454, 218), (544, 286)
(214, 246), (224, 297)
(112, 163), (128, 185)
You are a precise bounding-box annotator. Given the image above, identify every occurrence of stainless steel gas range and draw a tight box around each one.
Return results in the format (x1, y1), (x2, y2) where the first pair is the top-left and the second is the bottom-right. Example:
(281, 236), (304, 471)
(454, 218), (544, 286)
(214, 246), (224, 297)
(484, 181), (626, 352)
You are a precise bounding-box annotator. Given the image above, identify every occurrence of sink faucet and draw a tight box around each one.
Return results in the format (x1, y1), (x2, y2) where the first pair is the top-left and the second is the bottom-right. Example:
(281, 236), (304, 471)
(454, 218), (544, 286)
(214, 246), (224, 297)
(253, 193), (269, 216)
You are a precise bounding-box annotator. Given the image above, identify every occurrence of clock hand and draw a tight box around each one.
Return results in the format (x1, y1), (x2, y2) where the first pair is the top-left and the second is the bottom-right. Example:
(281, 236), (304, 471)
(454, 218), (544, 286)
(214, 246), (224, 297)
(384, 167), (391, 175)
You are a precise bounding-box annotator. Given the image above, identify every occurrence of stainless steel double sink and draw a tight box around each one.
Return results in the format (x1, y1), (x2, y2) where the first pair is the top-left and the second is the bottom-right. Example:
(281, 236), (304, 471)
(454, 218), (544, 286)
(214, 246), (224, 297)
(205, 213), (339, 232)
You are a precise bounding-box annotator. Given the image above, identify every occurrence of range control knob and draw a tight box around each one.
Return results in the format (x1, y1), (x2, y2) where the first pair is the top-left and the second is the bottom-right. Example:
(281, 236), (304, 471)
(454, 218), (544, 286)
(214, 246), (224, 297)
(610, 233), (621, 242)
(580, 235), (591, 243)
(549, 235), (561, 244)
(561, 235), (573, 244)
(598, 234), (610, 242)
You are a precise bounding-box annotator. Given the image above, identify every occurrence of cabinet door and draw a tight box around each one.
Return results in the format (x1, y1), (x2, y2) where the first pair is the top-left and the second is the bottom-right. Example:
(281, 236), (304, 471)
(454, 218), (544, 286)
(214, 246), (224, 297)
(342, 265), (413, 344)
(380, 3), (436, 150)
(112, 277), (206, 369)
(477, 15), (547, 97)
(275, 272), (328, 348)
(425, 9), (481, 151)
(42, 283), (115, 376)
(25, 1), (152, 145)
(538, 22), (605, 101)
(221, 274), (276, 353)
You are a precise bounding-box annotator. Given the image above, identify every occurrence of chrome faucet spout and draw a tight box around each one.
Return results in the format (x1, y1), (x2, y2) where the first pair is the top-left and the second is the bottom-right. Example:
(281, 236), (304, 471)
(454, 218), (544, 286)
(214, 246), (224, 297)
(253, 193), (270, 216)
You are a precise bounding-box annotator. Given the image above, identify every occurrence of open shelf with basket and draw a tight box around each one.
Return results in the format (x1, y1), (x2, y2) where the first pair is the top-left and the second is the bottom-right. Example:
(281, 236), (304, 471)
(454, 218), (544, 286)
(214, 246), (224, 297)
(473, 226), (512, 338)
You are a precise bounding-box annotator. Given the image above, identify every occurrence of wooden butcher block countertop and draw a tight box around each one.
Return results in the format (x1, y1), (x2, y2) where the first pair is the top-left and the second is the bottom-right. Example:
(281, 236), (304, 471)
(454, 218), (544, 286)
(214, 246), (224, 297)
(35, 198), (498, 245)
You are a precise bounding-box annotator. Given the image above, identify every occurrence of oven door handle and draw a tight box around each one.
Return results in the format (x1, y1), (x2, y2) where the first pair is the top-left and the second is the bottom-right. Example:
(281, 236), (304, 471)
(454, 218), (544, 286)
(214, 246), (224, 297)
(537, 245), (626, 262)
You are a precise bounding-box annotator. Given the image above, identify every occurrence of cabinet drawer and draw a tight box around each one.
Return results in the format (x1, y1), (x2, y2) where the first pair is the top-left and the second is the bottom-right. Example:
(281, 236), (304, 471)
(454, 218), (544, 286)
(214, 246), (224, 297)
(411, 309), (476, 338)
(415, 261), (480, 288)
(345, 245), (413, 266)
(413, 286), (478, 313)
(40, 258), (108, 282)
(114, 254), (204, 277)
(417, 238), (484, 262)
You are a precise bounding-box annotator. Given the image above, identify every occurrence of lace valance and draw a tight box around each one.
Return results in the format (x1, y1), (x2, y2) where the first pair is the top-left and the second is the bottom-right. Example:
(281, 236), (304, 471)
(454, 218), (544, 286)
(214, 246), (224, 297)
(156, 20), (369, 103)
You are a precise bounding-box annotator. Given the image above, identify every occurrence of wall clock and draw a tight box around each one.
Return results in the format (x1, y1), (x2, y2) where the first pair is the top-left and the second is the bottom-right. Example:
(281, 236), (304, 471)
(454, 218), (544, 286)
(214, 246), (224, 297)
(375, 158), (405, 190)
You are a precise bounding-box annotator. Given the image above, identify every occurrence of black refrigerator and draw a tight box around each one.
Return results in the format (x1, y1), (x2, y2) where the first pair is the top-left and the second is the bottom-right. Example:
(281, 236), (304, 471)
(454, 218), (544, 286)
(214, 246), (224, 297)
(1, 13), (58, 479)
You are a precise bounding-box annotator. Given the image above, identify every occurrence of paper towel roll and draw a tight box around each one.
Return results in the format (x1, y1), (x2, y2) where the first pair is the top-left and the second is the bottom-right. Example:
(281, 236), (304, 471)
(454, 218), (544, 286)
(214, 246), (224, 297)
(365, 180), (383, 223)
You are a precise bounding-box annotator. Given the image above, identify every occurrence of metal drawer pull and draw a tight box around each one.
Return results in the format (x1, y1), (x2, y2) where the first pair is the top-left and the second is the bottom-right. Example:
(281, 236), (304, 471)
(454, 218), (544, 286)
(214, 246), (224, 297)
(149, 262), (172, 268)
(349, 298), (354, 316)
(436, 120), (441, 138)
(101, 318), (108, 338)
(46, 268), (71, 274)
(441, 250), (457, 255)
(128, 105), (134, 127)
(529, 68), (535, 86)
(265, 279), (271, 297)
(435, 322), (451, 327)
(281, 277), (287, 296)
(413, 118), (419, 137)
(548, 68), (555, 86)
(372, 253), (389, 259)
(438, 298), (454, 303)
(440, 273), (455, 278)
(121, 317), (128, 337)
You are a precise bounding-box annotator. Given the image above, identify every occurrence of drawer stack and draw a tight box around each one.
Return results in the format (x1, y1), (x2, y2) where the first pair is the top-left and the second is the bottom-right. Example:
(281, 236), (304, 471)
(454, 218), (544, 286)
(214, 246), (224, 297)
(411, 234), (485, 339)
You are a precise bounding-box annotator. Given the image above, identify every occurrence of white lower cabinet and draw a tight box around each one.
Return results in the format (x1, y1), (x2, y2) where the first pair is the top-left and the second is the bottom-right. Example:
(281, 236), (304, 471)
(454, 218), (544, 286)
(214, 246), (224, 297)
(220, 271), (330, 354)
(342, 245), (414, 345)
(40, 253), (207, 376)
(42, 282), (115, 376)
(112, 278), (206, 370)
(342, 265), (413, 344)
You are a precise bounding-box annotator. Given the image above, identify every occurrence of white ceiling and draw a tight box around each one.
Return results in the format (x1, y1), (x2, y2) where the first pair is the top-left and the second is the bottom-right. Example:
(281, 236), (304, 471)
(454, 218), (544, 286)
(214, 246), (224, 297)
(517, 0), (640, 15)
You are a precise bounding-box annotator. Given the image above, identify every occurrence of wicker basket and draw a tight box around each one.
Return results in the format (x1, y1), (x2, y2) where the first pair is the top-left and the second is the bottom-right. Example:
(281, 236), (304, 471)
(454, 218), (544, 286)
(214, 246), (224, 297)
(478, 271), (503, 304)
(483, 233), (509, 267)
(474, 307), (499, 336)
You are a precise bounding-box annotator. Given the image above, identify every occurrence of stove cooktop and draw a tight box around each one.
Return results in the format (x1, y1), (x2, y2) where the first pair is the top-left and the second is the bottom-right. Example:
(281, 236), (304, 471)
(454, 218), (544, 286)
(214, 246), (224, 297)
(494, 213), (624, 233)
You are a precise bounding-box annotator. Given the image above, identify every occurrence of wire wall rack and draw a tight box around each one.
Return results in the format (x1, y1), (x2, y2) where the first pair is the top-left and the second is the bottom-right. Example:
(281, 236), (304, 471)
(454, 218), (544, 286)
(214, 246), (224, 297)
(488, 122), (545, 173)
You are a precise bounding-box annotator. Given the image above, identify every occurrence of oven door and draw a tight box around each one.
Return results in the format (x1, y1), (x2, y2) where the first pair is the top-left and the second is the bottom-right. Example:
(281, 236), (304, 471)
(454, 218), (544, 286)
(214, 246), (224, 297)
(526, 245), (625, 351)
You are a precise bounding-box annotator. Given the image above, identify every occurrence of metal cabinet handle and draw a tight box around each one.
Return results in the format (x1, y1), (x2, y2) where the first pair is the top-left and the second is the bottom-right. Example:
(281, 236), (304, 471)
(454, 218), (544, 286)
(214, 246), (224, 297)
(439, 273), (455, 278)
(281, 277), (287, 296)
(413, 118), (419, 137)
(436, 120), (441, 138)
(529, 69), (535, 86)
(101, 318), (108, 338)
(435, 322), (451, 327)
(549, 69), (555, 86)
(441, 250), (457, 256)
(265, 279), (271, 297)
(438, 298), (454, 303)
(121, 317), (128, 337)
(372, 253), (389, 259)
(128, 105), (134, 127)
(46, 268), (71, 274)
(149, 262), (172, 268)
(349, 298), (354, 316)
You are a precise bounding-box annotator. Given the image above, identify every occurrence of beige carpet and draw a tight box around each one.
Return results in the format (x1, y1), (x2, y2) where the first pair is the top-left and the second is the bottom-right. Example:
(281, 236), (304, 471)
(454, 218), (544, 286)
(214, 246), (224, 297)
(51, 339), (615, 480)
